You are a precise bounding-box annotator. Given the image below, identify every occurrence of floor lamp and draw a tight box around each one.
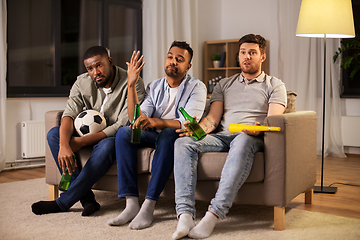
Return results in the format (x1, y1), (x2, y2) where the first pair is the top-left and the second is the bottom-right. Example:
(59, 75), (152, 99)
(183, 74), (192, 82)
(295, 0), (355, 194)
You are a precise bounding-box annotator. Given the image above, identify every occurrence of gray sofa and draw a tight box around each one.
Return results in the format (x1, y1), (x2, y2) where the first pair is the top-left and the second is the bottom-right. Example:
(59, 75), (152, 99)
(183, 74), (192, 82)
(45, 93), (317, 230)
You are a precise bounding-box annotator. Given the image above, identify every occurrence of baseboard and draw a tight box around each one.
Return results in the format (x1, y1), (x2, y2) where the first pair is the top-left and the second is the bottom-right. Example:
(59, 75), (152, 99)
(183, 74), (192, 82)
(344, 146), (360, 156)
(345, 153), (360, 158)
(4, 157), (45, 171)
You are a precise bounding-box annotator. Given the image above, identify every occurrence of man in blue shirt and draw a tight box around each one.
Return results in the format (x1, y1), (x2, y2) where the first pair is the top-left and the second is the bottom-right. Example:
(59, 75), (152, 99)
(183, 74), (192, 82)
(107, 41), (207, 230)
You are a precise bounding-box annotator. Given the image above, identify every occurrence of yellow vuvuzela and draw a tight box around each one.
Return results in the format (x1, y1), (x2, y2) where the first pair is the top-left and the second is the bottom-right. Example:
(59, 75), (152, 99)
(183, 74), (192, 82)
(229, 123), (281, 133)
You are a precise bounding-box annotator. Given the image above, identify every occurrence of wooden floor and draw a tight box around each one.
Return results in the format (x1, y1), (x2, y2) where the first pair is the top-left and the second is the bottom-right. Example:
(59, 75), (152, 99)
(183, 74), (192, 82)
(0, 166), (46, 183)
(1, 155), (359, 219)
(289, 154), (360, 219)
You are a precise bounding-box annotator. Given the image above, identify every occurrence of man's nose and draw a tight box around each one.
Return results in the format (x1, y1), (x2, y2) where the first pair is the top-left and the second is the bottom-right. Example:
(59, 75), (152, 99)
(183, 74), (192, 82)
(93, 67), (100, 75)
(170, 58), (177, 65)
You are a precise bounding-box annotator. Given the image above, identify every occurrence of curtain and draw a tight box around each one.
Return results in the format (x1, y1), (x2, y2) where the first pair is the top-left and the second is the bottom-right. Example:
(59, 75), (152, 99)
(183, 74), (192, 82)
(277, 0), (346, 157)
(142, 0), (199, 87)
(0, 0), (7, 171)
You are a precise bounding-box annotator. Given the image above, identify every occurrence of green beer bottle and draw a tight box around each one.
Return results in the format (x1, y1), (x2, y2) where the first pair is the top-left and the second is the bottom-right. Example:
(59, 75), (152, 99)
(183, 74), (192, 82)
(58, 155), (76, 191)
(179, 107), (206, 140)
(130, 104), (141, 144)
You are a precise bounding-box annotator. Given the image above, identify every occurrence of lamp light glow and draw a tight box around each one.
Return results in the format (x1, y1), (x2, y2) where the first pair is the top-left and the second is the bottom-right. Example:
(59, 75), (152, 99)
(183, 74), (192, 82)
(296, 0), (355, 39)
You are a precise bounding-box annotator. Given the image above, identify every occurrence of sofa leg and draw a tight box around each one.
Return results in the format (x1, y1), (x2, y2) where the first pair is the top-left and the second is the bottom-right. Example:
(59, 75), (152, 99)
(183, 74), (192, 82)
(49, 184), (59, 201)
(274, 206), (285, 231)
(305, 188), (313, 204)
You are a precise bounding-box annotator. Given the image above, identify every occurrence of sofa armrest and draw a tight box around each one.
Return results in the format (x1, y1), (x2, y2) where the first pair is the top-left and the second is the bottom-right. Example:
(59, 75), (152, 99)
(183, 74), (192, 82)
(263, 111), (317, 206)
(45, 110), (64, 185)
(45, 110), (63, 132)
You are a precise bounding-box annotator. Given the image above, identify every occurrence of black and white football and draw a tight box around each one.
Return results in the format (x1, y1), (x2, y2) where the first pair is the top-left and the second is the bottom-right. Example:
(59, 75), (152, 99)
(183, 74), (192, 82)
(74, 110), (106, 137)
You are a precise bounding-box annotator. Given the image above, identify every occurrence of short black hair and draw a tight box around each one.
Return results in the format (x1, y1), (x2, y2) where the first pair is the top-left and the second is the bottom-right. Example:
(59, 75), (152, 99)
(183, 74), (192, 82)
(83, 46), (109, 61)
(169, 41), (193, 63)
(238, 34), (266, 54)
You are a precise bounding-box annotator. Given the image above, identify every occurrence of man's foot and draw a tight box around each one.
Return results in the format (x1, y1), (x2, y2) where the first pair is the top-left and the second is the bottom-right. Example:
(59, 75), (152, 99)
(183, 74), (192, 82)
(188, 211), (218, 239)
(107, 196), (140, 226)
(172, 213), (195, 239)
(128, 199), (156, 230)
(82, 201), (100, 216)
(31, 201), (62, 215)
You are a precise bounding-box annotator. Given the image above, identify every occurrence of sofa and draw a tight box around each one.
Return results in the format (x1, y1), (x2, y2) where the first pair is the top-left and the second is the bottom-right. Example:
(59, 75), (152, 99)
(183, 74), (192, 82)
(45, 92), (317, 230)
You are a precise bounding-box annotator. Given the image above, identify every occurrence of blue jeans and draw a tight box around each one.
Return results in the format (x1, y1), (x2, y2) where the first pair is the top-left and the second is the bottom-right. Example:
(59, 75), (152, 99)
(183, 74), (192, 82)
(115, 126), (179, 201)
(174, 133), (264, 220)
(47, 126), (115, 211)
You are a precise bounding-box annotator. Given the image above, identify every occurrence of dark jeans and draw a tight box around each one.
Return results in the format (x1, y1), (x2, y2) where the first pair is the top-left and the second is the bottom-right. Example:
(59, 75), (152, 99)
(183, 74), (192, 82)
(115, 126), (179, 201)
(47, 126), (115, 211)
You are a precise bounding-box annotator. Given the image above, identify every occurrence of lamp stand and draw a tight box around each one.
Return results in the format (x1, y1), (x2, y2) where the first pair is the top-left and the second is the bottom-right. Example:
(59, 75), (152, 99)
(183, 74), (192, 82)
(313, 35), (337, 194)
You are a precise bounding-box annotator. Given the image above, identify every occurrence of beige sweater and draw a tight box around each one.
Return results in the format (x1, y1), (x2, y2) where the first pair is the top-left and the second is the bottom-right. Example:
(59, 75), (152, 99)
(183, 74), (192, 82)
(62, 65), (145, 137)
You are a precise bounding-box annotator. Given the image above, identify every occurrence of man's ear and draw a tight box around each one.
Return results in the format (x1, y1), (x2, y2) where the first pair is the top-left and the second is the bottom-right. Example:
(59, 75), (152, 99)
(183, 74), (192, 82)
(187, 63), (192, 71)
(108, 57), (113, 66)
(261, 53), (266, 63)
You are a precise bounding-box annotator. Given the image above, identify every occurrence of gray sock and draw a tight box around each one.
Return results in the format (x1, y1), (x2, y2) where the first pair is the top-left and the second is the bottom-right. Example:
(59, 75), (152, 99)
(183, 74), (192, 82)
(188, 211), (218, 239)
(172, 213), (195, 239)
(129, 199), (156, 230)
(107, 196), (140, 226)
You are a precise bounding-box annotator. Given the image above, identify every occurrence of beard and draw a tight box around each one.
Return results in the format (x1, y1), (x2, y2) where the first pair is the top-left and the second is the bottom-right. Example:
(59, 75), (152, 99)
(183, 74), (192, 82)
(240, 62), (261, 75)
(165, 65), (179, 78)
(94, 75), (110, 88)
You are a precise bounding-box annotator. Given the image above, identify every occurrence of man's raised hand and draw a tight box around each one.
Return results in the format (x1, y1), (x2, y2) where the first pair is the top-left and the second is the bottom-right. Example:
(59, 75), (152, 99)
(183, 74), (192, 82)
(126, 50), (145, 86)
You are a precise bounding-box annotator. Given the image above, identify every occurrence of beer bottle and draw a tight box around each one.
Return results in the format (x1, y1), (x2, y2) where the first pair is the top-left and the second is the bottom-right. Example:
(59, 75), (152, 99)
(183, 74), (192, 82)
(130, 104), (141, 144)
(179, 107), (206, 140)
(58, 155), (76, 191)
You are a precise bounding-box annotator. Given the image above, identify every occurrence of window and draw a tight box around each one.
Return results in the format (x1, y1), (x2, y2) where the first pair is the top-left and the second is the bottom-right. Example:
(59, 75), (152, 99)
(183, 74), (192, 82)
(340, 0), (360, 98)
(7, 0), (142, 97)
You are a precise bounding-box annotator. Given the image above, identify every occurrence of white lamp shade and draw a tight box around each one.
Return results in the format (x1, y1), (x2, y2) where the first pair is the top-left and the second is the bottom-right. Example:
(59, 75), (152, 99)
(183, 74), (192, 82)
(296, 0), (355, 38)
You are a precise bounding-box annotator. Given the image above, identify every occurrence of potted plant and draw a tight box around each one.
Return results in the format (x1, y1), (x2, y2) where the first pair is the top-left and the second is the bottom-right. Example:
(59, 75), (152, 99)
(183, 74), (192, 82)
(211, 52), (221, 68)
(333, 34), (360, 80)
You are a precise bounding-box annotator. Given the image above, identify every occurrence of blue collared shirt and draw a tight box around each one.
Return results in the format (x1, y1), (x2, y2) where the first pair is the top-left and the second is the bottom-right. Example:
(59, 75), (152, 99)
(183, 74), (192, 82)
(141, 74), (207, 129)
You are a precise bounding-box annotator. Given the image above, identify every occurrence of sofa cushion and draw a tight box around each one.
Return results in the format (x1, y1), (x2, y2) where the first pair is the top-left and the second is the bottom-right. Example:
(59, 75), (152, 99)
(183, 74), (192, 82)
(101, 147), (264, 183)
(284, 91), (297, 113)
(197, 152), (264, 182)
(78, 146), (93, 167)
(102, 147), (155, 176)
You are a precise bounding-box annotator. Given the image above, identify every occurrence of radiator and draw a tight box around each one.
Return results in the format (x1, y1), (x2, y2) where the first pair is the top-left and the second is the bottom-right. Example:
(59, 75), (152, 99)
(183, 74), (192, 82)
(21, 121), (46, 159)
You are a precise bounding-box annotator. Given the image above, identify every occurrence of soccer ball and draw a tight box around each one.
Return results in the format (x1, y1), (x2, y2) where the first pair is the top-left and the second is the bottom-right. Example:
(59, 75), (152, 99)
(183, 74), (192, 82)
(74, 110), (107, 137)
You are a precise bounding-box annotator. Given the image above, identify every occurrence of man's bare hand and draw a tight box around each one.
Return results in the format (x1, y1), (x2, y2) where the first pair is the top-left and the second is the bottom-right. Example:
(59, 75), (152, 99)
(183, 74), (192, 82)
(58, 145), (77, 175)
(126, 50), (145, 87)
(133, 114), (156, 130)
(242, 122), (261, 136)
(175, 116), (199, 137)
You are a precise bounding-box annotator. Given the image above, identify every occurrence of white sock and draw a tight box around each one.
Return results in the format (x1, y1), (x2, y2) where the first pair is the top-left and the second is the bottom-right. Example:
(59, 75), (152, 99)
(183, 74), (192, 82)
(129, 199), (156, 230)
(172, 213), (195, 239)
(107, 196), (140, 226)
(188, 211), (218, 239)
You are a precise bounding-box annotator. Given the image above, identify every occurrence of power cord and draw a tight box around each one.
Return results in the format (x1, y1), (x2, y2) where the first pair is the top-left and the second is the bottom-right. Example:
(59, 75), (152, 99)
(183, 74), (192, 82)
(328, 182), (360, 188)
